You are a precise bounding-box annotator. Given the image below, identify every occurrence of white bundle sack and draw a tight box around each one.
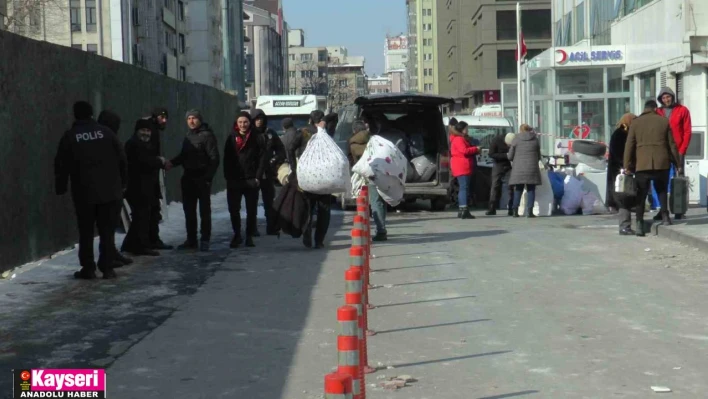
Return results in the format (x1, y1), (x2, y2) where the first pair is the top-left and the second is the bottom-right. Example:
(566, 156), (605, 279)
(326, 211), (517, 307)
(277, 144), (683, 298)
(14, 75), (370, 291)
(352, 136), (408, 207)
(297, 131), (351, 195)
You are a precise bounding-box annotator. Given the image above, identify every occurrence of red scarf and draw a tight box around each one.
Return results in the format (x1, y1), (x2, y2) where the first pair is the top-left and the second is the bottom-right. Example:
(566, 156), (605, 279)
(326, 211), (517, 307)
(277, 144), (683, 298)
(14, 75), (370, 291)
(234, 124), (250, 153)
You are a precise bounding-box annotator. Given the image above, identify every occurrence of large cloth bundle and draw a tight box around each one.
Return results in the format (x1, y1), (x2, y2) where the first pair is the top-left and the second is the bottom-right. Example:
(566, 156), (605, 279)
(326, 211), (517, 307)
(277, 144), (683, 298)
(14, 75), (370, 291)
(273, 174), (310, 238)
(296, 132), (351, 195)
(352, 136), (408, 207)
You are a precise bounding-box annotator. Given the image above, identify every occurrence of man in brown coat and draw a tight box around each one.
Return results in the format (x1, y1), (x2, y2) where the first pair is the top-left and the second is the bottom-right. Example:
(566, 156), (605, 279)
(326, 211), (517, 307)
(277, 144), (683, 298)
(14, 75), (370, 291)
(624, 99), (681, 236)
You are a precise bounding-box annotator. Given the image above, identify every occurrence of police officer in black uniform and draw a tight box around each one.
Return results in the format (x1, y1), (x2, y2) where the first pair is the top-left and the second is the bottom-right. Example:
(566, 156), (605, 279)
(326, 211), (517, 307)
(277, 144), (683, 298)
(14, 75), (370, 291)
(250, 109), (286, 236)
(144, 107), (173, 250)
(55, 101), (127, 279)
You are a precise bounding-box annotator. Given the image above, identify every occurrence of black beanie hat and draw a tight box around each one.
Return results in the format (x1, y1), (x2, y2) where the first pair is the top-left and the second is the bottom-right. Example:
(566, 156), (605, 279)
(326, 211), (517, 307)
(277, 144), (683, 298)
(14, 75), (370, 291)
(134, 118), (154, 132)
(310, 110), (325, 124)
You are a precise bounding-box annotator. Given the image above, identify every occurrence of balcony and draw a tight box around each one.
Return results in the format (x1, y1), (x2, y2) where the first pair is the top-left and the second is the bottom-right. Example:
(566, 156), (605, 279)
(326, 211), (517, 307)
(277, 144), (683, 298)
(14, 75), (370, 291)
(162, 7), (176, 30)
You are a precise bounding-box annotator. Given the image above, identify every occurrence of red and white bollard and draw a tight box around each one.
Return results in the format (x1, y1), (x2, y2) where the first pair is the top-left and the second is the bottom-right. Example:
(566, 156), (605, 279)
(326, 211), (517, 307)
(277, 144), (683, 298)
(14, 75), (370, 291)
(337, 305), (362, 399)
(324, 372), (353, 399)
(345, 267), (376, 376)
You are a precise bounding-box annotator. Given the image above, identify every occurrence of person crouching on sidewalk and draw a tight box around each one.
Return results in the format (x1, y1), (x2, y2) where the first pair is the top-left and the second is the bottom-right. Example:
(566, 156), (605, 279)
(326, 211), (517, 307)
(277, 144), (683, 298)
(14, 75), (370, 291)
(450, 121), (479, 219)
(224, 111), (268, 248)
(121, 119), (167, 256)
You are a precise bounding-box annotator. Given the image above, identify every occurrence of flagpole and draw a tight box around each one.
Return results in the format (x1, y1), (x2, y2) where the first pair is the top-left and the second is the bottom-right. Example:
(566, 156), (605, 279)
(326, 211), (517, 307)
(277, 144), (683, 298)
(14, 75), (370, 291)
(516, 1), (523, 126)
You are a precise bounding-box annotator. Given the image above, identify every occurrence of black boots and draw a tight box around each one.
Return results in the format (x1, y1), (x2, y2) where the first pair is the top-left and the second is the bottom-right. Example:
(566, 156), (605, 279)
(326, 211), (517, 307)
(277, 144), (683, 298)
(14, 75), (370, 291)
(485, 206), (496, 216)
(526, 210), (536, 218)
(458, 207), (475, 219)
(636, 222), (646, 237)
(512, 208), (520, 218)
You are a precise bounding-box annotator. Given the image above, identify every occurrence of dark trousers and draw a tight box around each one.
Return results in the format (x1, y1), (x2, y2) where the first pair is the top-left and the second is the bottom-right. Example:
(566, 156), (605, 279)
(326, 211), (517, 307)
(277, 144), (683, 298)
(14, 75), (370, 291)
(513, 184), (537, 211)
(227, 180), (260, 238)
(149, 203), (161, 244)
(635, 169), (670, 221)
(305, 194), (331, 244)
(260, 179), (276, 232)
(490, 167), (513, 210)
(122, 198), (152, 252)
(74, 199), (120, 272)
(181, 176), (212, 243)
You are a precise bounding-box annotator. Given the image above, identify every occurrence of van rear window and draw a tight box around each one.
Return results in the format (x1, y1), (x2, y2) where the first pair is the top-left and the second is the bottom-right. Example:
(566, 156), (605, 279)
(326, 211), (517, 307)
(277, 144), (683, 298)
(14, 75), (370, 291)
(467, 126), (510, 147)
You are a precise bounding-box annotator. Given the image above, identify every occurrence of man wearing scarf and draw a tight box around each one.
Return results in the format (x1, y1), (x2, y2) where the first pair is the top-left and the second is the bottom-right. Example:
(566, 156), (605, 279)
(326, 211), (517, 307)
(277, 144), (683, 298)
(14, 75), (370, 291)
(224, 111), (268, 249)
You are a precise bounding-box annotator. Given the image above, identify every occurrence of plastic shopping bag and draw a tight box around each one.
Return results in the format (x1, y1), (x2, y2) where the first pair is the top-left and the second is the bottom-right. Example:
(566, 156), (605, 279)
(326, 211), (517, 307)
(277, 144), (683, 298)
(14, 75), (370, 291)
(353, 136), (407, 207)
(297, 132), (351, 195)
(560, 175), (584, 215)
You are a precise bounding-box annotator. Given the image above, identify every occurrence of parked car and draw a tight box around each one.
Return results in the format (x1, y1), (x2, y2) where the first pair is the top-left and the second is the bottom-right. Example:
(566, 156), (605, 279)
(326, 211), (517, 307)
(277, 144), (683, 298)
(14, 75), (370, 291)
(333, 93), (455, 211)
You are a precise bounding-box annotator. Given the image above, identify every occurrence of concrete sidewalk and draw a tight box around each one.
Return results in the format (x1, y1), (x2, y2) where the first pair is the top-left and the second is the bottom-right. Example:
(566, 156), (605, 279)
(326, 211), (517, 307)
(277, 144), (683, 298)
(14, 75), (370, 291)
(651, 206), (708, 253)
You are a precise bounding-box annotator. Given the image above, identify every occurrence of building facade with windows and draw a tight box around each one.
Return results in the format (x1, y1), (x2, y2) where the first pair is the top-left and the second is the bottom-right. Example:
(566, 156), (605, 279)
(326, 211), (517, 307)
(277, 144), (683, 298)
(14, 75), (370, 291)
(435, 0), (551, 112)
(327, 60), (367, 112)
(523, 0), (630, 156)
(287, 45), (329, 96)
(244, 3), (286, 104)
(612, 0), (708, 166)
(368, 75), (391, 94)
(406, 0), (438, 93)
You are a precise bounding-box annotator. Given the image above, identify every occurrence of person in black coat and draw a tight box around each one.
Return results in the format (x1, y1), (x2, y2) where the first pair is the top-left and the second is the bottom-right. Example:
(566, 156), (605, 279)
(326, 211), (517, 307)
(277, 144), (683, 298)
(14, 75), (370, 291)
(486, 132), (515, 216)
(142, 107), (173, 250)
(250, 109), (286, 236)
(55, 101), (127, 280)
(121, 119), (167, 256)
(608, 113), (637, 235)
(224, 111), (268, 248)
(97, 110), (134, 267)
(168, 109), (220, 251)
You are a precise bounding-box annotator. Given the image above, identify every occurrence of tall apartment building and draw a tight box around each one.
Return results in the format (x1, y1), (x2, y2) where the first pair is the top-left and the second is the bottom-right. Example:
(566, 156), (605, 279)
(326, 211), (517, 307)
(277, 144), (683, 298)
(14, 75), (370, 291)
(2, 0), (114, 57)
(222, 0), (246, 99)
(435, 0), (551, 111)
(405, 0), (437, 94)
(187, 0), (223, 88)
(244, 2), (286, 105)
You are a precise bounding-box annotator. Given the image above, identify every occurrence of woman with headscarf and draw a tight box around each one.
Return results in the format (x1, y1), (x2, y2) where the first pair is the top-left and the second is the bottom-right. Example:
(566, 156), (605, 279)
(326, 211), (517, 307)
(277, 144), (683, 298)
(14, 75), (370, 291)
(608, 113), (637, 235)
(450, 121), (479, 219)
(508, 124), (542, 218)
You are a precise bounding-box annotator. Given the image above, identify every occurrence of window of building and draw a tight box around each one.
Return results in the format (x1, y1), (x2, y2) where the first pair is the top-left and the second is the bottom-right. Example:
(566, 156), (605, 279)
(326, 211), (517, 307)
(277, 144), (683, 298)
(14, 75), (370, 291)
(87, 44), (98, 54)
(427, 68), (433, 76)
(72, 44), (82, 50)
(289, 54), (295, 61)
(70, 0), (81, 30)
(303, 87), (313, 94)
(301, 70), (314, 78)
(178, 1), (185, 20)
(639, 72), (656, 101)
(289, 88), (297, 95)
(575, 3), (585, 42)
(339, 93), (349, 101)
(607, 67), (629, 93)
(318, 50), (327, 63)
(179, 66), (186, 81)
(424, 69), (428, 77)
(496, 10), (551, 41)
(289, 71), (295, 78)
(339, 79), (348, 87)
(86, 0), (97, 32)
(563, 12), (572, 46)
(300, 53), (312, 62)
(179, 34), (185, 53)
(556, 69), (604, 94)
(497, 50), (517, 79)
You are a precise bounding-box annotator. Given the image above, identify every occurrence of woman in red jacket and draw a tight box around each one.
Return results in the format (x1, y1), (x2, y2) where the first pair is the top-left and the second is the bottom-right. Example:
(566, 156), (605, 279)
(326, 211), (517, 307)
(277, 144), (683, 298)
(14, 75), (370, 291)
(450, 121), (479, 219)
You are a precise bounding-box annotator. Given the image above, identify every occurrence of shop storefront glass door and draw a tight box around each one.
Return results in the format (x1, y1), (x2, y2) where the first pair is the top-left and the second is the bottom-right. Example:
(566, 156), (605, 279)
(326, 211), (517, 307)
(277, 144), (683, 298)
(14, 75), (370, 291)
(557, 100), (606, 142)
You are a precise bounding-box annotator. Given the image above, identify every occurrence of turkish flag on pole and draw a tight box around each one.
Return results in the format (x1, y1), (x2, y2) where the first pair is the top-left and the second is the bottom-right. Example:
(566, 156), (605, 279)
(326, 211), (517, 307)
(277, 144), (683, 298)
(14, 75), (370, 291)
(515, 32), (527, 62)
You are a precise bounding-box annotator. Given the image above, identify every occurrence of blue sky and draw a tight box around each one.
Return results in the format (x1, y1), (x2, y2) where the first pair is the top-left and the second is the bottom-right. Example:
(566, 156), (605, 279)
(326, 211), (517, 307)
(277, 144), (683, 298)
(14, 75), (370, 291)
(283, 0), (407, 76)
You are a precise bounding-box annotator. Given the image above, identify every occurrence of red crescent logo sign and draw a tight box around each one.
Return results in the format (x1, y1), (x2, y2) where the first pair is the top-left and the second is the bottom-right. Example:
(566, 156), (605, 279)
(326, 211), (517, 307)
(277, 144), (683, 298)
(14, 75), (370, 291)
(572, 125), (591, 139)
(20, 370), (30, 381)
(556, 49), (568, 65)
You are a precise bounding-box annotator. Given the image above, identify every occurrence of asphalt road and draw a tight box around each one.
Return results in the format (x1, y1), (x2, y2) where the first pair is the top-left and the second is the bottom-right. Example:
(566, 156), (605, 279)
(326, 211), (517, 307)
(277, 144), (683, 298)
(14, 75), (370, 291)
(1, 202), (707, 398)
